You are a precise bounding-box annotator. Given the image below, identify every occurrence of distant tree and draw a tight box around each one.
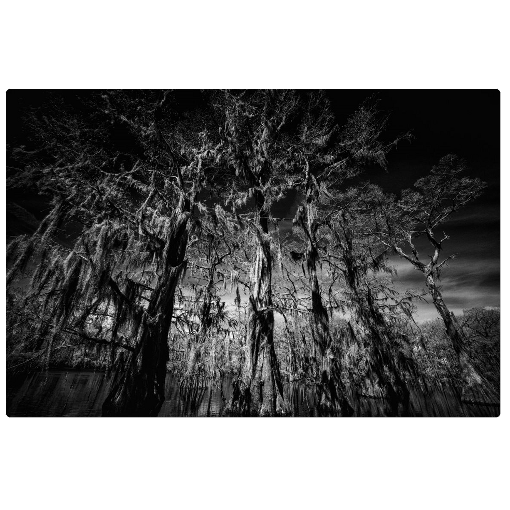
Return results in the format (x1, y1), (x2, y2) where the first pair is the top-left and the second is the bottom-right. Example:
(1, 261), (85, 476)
(460, 308), (500, 342)
(412, 318), (461, 387)
(179, 209), (246, 382)
(371, 155), (495, 402)
(460, 308), (500, 396)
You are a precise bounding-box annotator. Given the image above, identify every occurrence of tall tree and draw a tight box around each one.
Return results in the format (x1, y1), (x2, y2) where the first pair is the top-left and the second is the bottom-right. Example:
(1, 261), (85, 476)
(7, 91), (218, 415)
(215, 90), (301, 415)
(370, 155), (495, 403)
(213, 91), (396, 414)
(291, 97), (409, 414)
(324, 190), (421, 415)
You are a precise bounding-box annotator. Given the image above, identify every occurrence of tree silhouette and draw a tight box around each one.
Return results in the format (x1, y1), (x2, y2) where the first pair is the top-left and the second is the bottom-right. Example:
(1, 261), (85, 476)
(7, 91), (220, 415)
(370, 155), (496, 403)
(291, 97), (409, 414)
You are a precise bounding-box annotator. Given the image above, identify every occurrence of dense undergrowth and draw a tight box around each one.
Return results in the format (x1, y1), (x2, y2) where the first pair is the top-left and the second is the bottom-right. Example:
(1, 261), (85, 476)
(7, 284), (499, 415)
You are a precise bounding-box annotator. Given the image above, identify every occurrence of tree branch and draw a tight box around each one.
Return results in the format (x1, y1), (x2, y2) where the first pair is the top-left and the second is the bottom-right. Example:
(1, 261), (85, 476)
(63, 328), (135, 352)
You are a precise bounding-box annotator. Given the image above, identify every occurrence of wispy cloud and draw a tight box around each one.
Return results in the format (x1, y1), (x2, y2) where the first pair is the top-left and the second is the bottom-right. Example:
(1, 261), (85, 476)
(440, 201), (499, 227)
(389, 254), (500, 322)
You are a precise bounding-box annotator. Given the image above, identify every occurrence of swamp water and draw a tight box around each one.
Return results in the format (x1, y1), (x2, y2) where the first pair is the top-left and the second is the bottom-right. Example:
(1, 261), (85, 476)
(6, 370), (498, 417)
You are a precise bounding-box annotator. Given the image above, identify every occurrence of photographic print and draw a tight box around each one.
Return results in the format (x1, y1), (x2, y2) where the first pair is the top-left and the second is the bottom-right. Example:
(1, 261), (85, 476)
(6, 89), (500, 417)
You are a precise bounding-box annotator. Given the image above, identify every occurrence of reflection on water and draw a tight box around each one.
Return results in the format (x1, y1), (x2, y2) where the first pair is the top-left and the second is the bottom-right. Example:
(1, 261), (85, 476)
(6, 370), (499, 417)
(7, 371), (113, 417)
(159, 376), (233, 417)
(7, 371), (237, 417)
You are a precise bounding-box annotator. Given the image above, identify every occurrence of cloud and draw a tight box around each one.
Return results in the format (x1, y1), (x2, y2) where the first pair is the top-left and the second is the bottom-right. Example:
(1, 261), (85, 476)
(437, 259), (500, 290)
(388, 253), (500, 323)
(441, 201), (499, 226)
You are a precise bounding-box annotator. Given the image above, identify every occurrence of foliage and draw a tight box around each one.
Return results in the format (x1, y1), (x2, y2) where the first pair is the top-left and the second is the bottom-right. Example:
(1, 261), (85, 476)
(461, 308), (500, 394)
(6, 90), (498, 416)
(411, 318), (462, 386)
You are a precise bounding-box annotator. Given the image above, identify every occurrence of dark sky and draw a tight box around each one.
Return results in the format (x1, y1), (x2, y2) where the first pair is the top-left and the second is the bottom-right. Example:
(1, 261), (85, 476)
(328, 90), (500, 320)
(276, 90), (500, 320)
(6, 90), (500, 321)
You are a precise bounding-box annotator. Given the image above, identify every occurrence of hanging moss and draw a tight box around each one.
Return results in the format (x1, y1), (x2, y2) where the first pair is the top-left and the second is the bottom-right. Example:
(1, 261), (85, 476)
(93, 221), (111, 273)
(40, 200), (67, 248)
(29, 247), (50, 290)
(56, 254), (83, 325)
(7, 235), (28, 265)
(45, 315), (67, 369)
(7, 238), (35, 285)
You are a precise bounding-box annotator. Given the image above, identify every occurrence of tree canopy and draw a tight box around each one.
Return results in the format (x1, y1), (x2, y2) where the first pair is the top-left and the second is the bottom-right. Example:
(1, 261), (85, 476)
(6, 90), (498, 417)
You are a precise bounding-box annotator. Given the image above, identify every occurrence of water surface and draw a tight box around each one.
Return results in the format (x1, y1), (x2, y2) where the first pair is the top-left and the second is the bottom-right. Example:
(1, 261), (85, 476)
(6, 370), (498, 417)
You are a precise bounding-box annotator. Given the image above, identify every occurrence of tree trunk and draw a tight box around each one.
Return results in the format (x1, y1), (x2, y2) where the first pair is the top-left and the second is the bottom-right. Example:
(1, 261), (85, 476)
(343, 281), (410, 415)
(338, 224), (412, 415)
(304, 202), (352, 416)
(309, 256), (353, 415)
(185, 288), (212, 379)
(102, 210), (190, 416)
(244, 215), (283, 416)
(102, 261), (186, 416)
(424, 273), (494, 403)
